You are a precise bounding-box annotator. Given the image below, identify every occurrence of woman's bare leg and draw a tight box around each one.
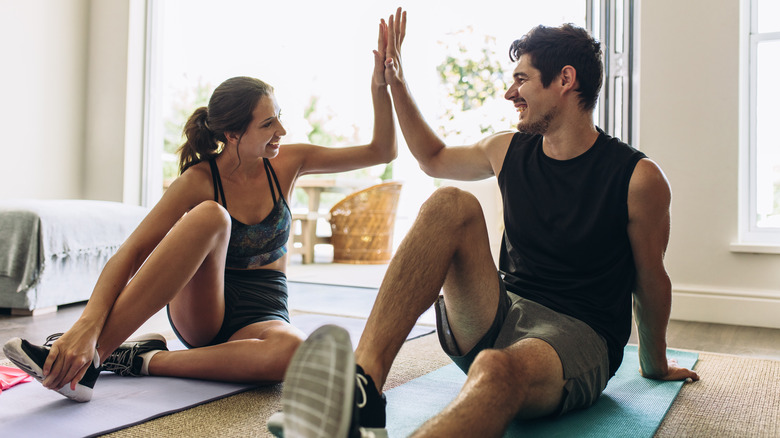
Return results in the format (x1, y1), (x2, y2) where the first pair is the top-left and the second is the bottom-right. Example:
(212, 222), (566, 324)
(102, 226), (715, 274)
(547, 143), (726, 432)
(93, 200), (305, 383)
(94, 201), (231, 360)
(147, 320), (305, 383)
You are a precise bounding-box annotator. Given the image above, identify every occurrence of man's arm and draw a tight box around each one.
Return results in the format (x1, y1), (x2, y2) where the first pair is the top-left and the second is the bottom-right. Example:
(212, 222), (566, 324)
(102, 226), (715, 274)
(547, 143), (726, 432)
(627, 158), (699, 381)
(382, 8), (508, 180)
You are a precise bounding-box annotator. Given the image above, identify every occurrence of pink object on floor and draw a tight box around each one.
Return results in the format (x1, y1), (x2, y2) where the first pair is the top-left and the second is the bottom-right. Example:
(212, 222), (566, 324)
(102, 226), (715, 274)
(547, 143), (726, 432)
(0, 365), (33, 394)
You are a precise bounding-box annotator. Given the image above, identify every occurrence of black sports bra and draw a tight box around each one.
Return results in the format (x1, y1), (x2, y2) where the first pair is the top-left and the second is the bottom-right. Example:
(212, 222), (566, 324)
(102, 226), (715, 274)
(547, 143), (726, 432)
(209, 159), (292, 269)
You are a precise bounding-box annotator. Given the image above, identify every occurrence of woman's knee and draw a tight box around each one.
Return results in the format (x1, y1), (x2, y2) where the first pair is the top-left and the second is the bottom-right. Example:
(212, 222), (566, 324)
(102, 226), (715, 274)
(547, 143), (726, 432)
(258, 328), (304, 382)
(183, 200), (231, 237)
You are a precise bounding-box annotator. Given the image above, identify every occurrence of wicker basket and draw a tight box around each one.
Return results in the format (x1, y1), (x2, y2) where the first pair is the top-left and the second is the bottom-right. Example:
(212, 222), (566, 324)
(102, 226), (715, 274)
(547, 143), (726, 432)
(329, 181), (403, 264)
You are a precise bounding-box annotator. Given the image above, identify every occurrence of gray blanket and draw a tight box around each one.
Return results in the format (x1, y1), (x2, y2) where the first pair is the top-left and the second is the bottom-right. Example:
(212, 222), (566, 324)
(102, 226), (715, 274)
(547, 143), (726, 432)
(0, 200), (148, 305)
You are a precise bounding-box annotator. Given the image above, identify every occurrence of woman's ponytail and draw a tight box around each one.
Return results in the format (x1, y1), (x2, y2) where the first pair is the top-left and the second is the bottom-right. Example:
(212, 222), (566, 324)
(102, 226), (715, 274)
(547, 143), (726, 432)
(178, 107), (220, 174)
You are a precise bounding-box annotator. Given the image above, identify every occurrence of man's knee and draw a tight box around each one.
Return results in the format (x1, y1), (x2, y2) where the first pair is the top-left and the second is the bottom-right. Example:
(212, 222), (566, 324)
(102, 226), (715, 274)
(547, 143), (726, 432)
(464, 349), (529, 414)
(469, 344), (565, 419)
(470, 349), (519, 385)
(419, 186), (483, 224)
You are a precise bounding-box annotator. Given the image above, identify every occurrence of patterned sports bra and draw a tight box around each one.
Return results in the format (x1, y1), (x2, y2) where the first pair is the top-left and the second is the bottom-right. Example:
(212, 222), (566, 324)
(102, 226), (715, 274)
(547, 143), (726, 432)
(209, 159), (292, 269)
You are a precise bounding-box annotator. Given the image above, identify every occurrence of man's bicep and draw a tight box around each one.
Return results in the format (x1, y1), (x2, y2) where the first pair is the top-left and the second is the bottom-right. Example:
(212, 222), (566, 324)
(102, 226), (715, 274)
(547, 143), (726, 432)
(627, 159), (672, 285)
(420, 145), (495, 180)
(423, 131), (513, 180)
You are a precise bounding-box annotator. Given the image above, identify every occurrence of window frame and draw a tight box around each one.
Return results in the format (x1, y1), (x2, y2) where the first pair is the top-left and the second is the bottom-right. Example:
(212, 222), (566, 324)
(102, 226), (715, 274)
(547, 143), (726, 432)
(737, 0), (780, 247)
(587, 0), (637, 145)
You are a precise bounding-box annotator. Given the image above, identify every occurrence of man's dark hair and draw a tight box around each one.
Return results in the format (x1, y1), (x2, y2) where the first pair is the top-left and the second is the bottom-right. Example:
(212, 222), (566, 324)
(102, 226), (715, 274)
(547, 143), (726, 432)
(509, 24), (603, 111)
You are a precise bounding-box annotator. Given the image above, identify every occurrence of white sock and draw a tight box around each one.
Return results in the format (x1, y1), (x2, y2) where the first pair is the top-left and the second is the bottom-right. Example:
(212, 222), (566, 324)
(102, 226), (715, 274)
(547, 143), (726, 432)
(139, 349), (163, 376)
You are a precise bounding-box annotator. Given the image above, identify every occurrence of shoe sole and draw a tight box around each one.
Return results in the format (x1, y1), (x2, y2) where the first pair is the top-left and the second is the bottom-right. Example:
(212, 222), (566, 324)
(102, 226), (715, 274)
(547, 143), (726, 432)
(282, 325), (355, 438)
(266, 411), (285, 438)
(2, 337), (93, 402)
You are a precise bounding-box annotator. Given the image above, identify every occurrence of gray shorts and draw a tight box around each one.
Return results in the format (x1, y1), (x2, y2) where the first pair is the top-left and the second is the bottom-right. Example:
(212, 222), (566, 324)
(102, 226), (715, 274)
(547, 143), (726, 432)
(434, 275), (610, 416)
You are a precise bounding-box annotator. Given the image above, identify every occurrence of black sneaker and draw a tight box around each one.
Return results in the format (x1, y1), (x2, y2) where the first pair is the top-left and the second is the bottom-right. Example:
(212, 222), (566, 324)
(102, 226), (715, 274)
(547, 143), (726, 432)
(355, 365), (387, 428)
(2, 333), (100, 402)
(102, 333), (168, 377)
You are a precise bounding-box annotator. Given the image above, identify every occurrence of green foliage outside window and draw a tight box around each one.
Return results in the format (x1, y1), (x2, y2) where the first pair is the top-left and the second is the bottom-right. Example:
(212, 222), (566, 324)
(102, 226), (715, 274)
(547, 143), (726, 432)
(435, 28), (514, 141)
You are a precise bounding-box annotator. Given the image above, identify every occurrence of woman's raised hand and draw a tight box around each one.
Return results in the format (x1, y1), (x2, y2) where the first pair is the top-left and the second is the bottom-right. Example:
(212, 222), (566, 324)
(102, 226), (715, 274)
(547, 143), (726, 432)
(372, 17), (389, 86)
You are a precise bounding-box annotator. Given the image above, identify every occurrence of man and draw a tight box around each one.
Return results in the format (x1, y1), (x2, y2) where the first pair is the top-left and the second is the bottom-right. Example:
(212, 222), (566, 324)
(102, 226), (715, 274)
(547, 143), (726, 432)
(278, 8), (698, 438)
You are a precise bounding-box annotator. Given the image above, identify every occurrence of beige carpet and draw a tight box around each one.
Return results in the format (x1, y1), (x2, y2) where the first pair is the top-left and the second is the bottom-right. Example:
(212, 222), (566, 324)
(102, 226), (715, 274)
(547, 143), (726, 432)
(94, 338), (777, 438)
(656, 352), (780, 437)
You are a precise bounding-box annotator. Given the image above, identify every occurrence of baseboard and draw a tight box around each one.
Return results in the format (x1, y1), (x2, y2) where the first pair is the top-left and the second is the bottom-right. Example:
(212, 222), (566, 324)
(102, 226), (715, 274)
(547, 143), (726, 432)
(671, 284), (780, 329)
(10, 306), (57, 316)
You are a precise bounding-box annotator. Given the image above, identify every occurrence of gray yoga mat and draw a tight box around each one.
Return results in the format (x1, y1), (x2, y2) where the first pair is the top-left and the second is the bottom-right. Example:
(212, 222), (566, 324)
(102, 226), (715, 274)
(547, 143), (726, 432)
(288, 281), (437, 325)
(293, 313), (433, 345)
(0, 339), (254, 438)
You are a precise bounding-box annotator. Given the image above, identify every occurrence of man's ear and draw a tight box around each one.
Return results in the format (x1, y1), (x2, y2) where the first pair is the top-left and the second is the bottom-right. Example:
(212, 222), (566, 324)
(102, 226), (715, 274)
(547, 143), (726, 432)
(560, 65), (577, 92)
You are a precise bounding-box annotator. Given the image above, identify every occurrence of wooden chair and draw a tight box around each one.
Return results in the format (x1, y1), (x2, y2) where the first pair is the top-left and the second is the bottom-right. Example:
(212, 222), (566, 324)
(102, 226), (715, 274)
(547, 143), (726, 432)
(288, 210), (332, 264)
(328, 181), (403, 264)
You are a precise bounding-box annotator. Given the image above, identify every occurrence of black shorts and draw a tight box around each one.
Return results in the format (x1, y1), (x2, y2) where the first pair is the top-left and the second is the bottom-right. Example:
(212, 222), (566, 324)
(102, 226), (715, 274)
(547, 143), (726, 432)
(435, 273), (610, 415)
(168, 268), (290, 348)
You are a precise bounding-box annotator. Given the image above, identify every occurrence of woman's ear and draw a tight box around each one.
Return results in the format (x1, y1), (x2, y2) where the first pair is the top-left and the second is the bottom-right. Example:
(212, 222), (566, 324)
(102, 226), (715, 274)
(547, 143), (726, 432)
(224, 131), (241, 144)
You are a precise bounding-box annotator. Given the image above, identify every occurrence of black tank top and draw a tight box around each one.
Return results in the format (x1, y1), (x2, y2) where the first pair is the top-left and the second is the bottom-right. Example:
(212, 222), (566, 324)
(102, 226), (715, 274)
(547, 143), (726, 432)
(497, 130), (646, 376)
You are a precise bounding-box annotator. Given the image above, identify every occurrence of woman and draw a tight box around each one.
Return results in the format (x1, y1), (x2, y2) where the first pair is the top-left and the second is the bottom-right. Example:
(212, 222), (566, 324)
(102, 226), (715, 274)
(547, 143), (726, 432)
(3, 21), (396, 402)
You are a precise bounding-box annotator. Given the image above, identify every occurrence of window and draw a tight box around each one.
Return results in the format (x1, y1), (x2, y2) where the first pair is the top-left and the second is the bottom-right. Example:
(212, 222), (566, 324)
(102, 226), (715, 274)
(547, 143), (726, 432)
(588, 0), (636, 144)
(740, 0), (780, 245)
(141, 0), (588, 212)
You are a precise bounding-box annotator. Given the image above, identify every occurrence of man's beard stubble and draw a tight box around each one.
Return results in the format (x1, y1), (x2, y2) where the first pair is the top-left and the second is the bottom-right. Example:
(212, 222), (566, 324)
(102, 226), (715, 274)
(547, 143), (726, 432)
(517, 106), (557, 135)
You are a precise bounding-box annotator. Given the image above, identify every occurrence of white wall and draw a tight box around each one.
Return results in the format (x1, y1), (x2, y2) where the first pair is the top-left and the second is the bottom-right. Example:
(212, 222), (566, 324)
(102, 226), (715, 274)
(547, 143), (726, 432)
(1, 0), (777, 327)
(0, 0), (139, 203)
(0, 0), (89, 199)
(638, 0), (780, 328)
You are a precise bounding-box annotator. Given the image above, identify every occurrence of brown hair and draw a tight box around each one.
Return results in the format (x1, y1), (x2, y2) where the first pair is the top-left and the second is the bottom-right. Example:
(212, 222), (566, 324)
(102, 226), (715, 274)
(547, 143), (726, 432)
(178, 76), (274, 174)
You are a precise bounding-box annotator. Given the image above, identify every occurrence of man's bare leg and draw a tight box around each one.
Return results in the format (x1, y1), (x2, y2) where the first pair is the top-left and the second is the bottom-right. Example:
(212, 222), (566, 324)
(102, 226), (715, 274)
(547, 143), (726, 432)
(355, 186), (501, 391)
(353, 187), (567, 436)
(411, 338), (566, 438)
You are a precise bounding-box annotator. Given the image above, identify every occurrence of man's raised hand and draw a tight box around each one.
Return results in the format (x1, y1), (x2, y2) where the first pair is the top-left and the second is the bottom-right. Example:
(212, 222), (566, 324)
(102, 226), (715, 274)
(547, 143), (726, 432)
(384, 7), (407, 86)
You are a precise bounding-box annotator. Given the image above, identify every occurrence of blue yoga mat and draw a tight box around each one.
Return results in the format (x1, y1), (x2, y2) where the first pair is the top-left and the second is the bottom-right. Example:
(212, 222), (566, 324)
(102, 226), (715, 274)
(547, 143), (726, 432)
(386, 345), (698, 438)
